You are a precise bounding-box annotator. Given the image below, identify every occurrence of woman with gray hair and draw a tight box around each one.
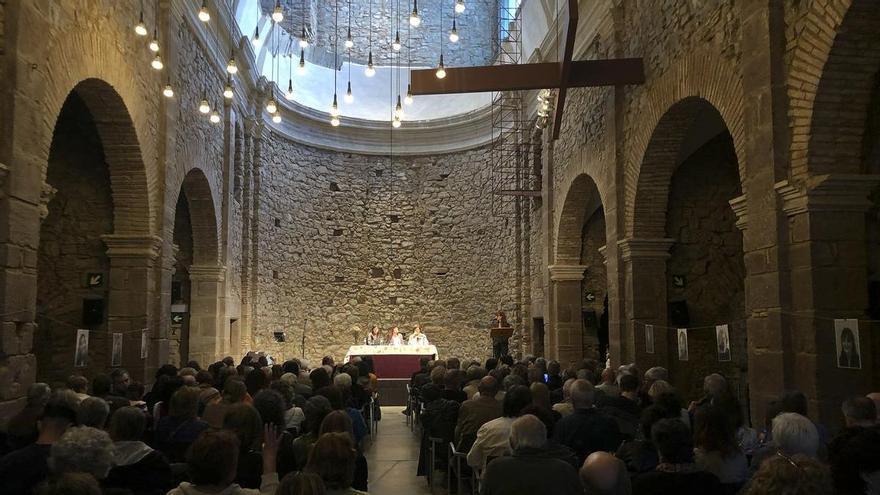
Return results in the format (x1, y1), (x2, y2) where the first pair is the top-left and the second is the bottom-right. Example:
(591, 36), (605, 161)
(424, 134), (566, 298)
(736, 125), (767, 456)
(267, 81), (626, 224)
(48, 426), (114, 481)
(104, 406), (172, 495)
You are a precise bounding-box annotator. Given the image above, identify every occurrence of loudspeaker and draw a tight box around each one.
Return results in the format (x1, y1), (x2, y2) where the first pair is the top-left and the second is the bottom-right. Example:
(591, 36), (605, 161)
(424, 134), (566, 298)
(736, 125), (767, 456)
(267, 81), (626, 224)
(668, 300), (690, 327)
(82, 298), (104, 327)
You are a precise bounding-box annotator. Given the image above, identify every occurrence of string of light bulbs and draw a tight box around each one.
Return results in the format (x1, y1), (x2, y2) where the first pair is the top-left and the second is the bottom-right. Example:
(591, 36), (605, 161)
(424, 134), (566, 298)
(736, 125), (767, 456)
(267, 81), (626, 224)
(366, 0), (375, 77)
(330, 0), (341, 127)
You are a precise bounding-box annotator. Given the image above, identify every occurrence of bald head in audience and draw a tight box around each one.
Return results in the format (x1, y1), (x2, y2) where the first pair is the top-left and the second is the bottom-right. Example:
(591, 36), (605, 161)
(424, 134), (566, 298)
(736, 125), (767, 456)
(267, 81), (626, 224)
(580, 451), (631, 495)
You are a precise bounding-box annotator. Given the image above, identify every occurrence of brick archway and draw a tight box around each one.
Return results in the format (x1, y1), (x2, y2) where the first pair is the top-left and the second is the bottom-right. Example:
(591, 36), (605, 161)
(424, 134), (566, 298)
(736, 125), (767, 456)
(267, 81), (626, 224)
(179, 168), (221, 267)
(556, 173), (605, 265)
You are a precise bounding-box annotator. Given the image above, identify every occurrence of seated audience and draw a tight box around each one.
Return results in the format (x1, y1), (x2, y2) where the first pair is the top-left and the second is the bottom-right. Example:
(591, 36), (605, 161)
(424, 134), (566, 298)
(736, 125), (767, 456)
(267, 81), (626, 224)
(743, 453), (832, 495)
(104, 406), (172, 495)
(552, 378), (576, 417)
(0, 393), (77, 494)
(467, 385), (532, 469)
(204, 377), (248, 428)
(319, 410), (369, 491)
(595, 369), (620, 398)
(67, 375), (90, 404)
(224, 403), (270, 489)
(252, 389), (298, 478)
(462, 366), (487, 400)
(77, 397), (110, 429)
(168, 427), (280, 495)
(692, 405), (748, 487)
(293, 396), (334, 470)
(416, 384), (460, 476)
(841, 395), (877, 428)
(48, 426), (115, 483)
(615, 405), (666, 477)
(552, 380), (622, 463)
(315, 386), (367, 446)
(155, 386), (210, 462)
(91, 374), (130, 413)
(277, 472), (327, 495)
(580, 451), (632, 495)
(481, 414), (583, 495)
(6, 383), (52, 450)
(455, 375), (502, 450)
(304, 432), (367, 495)
(632, 419), (720, 495)
(828, 424), (880, 495)
(600, 374), (641, 439)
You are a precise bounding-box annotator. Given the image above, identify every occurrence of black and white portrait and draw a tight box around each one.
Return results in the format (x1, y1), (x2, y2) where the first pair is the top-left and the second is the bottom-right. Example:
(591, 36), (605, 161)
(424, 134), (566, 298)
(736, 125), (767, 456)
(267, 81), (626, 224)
(111, 333), (123, 367)
(645, 324), (655, 354)
(74, 329), (89, 368)
(677, 328), (688, 361)
(716, 324), (731, 362)
(834, 319), (862, 369)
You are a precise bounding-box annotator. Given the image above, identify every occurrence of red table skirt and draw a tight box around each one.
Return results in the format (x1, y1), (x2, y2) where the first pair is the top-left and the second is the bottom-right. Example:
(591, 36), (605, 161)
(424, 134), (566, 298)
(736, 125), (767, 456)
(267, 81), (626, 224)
(351, 352), (436, 379)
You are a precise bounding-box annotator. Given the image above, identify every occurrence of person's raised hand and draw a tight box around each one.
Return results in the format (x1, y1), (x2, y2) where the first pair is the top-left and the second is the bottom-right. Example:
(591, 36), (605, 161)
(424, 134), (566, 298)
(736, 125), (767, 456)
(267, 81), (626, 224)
(262, 423), (282, 474)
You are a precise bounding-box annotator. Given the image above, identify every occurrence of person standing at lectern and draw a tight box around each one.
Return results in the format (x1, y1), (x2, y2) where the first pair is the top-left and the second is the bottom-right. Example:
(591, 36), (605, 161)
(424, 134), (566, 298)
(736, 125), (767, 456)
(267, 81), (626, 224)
(388, 326), (403, 346)
(365, 326), (382, 345)
(408, 325), (429, 346)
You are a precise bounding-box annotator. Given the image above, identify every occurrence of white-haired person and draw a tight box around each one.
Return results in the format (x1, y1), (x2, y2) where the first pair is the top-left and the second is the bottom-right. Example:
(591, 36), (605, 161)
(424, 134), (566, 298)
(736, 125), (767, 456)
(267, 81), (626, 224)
(104, 406), (173, 494)
(47, 426), (115, 484)
(481, 414), (583, 495)
(751, 412), (820, 473)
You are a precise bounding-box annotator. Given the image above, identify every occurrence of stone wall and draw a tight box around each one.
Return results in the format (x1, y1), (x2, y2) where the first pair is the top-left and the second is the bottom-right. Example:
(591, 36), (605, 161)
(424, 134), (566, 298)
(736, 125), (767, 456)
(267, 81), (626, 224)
(665, 132), (745, 403)
(253, 132), (517, 365)
(267, 0), (498, 68)
(36, 93), (114, 387)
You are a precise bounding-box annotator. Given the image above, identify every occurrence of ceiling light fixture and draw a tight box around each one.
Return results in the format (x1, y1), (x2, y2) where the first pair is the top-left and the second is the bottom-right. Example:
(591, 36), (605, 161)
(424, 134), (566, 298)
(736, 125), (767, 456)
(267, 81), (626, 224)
(436, 5), (445, 79)
(393, 31), (402, 51)
(449, 19), (459, 43)
(366, 0), (375, 77)
(409, 0), (421, 27)
(224, 78), (234, 99)
(163, 83), (174, 98)
(455, 0), (466, 14)
(151, 53), (164, 70)
(149, 28), (160, 51)
(198, 1), (210, 22)
(272, 112), (282, 123)
(252, 25), (261, 48)
(210, 109), (221, 124)
(272, 0), (284, 23)
(345, 81), (354, 104)
(226, 56), (237, 74)
(330, 0), (340, 126)
(298, 49), (306, 74)
(199, 96), (211, 114)
(266, 98), (277, 114)
(404, 84), (414, 105)
(135, 8), (148, 36)
(392, 116), (401, 128)
(299, 0), (309, 48)
(366, 52), (375, 77)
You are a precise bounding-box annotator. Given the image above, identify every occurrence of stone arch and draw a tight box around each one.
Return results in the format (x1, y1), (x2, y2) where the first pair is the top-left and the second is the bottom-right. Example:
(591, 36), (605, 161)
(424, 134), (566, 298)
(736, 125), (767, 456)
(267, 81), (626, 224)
(178, 168), (221, 267)
(556, 173), (606, 265)
(787, 0), (880, 177)
(630, 98), (741, 239)
(624, 53), (745, 237)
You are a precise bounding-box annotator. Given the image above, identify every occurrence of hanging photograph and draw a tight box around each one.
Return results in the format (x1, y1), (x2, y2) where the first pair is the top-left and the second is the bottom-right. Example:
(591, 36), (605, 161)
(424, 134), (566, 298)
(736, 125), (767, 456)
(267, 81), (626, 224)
(141, 329), (149, 359)
(834, 319), (861, 369)
(111, 333), (123, 367)
(74, 329), (89, 368)
(645, 324), (655, 354)
(716, 324), (732, 362)
(677, 328), (689, 361)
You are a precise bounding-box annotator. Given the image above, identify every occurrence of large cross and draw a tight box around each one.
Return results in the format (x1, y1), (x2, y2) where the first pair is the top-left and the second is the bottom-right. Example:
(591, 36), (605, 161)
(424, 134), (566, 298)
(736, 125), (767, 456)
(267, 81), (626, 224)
(410, 0), (644, 140)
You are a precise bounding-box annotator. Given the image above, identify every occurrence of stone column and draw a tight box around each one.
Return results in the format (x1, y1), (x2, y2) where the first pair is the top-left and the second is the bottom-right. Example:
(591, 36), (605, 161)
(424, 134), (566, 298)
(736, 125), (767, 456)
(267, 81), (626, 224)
(187, 264), (227, 367)
(548, 265), (587, 365)
(102, 235), (162, 383)
(618, 238), (674, 368)
(776, 174), (880, 424)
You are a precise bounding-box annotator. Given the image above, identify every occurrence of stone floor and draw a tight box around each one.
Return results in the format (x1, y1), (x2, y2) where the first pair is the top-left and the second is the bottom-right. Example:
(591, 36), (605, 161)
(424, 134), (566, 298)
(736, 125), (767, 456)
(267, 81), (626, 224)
(364, 406), (434, 494)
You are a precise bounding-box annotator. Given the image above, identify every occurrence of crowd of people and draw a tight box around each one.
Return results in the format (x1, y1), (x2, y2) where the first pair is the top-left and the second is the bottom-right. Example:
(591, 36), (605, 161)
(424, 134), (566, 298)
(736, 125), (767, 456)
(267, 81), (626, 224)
(0, 353), (376, 495)
(1, 351), (878, 495)
(408, 355), (880, 495)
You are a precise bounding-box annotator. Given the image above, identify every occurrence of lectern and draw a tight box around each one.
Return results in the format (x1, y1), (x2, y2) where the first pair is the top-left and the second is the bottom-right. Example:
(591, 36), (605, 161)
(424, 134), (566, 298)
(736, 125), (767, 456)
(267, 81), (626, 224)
(490, 327), (514, 359)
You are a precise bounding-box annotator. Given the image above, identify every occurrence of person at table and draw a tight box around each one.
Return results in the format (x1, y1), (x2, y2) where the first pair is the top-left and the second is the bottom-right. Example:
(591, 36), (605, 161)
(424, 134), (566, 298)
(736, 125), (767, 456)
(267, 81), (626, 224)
(365, 325), (383, 345)
(408, 324), (429, 346)
(388, 326), (404, 346)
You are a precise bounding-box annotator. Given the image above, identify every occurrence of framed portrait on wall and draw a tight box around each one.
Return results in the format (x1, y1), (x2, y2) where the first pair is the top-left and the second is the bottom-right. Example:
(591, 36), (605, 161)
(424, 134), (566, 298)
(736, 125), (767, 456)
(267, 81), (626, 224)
(74, 329), (89, 368)
(111, 333), (123, 367)
(645, 324), (655, 354)
(677, 328), (688, 361)
(140, 329), (149, 359)
(716, 324), (731, 362)
(834, 319), (861, 369)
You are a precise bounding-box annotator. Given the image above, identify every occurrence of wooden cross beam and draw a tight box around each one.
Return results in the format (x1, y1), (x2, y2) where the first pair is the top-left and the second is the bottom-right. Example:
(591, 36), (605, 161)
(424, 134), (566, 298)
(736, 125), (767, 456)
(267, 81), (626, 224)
(410, 0), (645, 140)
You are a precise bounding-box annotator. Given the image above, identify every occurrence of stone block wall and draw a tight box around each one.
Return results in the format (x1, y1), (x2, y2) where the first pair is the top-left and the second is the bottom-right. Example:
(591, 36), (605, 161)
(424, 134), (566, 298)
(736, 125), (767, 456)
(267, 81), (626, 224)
(253, 133), (518, 365)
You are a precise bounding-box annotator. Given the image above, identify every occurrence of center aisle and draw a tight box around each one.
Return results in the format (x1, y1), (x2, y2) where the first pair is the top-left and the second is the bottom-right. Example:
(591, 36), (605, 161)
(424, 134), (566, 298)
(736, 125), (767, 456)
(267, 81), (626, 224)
(364, 406), (433, 494)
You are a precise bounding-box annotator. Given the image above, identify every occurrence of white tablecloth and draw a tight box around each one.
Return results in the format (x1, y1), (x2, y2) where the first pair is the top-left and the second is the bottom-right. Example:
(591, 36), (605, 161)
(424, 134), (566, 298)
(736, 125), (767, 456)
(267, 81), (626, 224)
(344, 344), (439, 363)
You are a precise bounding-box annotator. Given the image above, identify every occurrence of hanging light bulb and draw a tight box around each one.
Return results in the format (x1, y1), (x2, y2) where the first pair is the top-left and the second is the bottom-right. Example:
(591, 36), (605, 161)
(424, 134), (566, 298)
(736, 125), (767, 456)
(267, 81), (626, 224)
(226, 56), (237, 74)
(272, 112), (282, 124)
(345, 28), (354, 49)
(365, 52), (376, 77)
(135, 11), (148, 36)
(198, 1), (210, 22)
(266, 98), (277, 114)
(392, 31), (402, 51)
(151, 53), (164, 70)
(198, 98), (211, 114)
(298, 49), (306, 74)
(392, 117), (402, 128)
(455, 0), (466, 14)
(210, 109), (221, 124)
(404, 84), (414, 105)
(163, 84), (174, 98)
(409, 0), (421, 27)
(282, 80), (294, 101)
(272, 1), (284, 23)
(330, 94), (340, 117)
(449, 19), (459, 43)
(299, 27), (309, 48)
(331, 116), (341, 127)
(224, 80), (234, 100)
(395, 95), (404, 118)
(149, 29), (160, 52)
(344, 82), (354, 104)
(252, 25), (261, 48)
(435, 54), (446, 79)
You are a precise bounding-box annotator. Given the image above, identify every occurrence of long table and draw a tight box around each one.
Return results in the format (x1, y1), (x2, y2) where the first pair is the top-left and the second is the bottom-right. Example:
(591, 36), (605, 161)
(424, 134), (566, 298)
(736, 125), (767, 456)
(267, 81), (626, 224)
(345, 344), (438, 379)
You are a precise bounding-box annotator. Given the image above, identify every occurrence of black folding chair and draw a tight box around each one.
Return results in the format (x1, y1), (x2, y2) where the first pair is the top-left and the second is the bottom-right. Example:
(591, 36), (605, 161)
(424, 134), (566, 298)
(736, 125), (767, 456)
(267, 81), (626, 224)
(427, 436), (444, 490)
(447, 441), (474, 494)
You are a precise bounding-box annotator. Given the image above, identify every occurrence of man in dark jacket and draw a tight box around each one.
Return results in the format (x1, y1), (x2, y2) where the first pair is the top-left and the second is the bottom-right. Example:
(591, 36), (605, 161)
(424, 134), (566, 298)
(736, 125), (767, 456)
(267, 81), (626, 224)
(455, 376), (502, 450)
(481, 414), (583, 495)
(599, 373), (642, 440)
(417, 384), (460, 476)
(551, 379), (622, 464)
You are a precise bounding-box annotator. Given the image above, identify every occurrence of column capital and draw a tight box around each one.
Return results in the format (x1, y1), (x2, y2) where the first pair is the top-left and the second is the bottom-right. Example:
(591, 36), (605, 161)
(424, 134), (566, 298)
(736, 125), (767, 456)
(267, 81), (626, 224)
(189, 264), (226, 281)
(729, 194), (747, 231)
(101, 235), (163, 259)
(775, 174), (880, 217)
(617, 238), (674, 262)
(548, 264), (587, 281)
